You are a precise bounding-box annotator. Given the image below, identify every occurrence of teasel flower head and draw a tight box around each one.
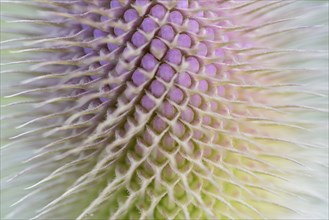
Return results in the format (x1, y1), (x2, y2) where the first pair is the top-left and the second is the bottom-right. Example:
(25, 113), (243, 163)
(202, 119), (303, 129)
(1, 0), (328, 219)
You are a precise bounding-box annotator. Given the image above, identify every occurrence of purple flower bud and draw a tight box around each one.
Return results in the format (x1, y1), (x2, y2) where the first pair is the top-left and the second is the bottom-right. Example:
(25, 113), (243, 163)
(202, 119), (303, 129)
(1, 1), (328, 219)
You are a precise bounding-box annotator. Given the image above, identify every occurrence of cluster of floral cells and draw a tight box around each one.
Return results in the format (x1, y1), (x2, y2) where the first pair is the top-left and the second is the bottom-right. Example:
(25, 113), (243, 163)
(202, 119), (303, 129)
(2, 0), (328, 219)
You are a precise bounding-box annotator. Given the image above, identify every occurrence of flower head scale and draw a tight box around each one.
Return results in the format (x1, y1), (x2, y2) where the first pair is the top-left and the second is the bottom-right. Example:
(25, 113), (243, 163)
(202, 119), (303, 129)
(1, 0), (328, 219)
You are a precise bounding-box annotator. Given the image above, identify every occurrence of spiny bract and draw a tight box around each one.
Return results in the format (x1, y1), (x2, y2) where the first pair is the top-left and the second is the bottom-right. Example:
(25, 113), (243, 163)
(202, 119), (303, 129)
(1, 0), (328, 219)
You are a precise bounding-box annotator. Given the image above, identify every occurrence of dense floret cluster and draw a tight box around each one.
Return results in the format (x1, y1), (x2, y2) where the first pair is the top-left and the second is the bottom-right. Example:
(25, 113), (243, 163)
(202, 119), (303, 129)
(1, 1), (328, 219)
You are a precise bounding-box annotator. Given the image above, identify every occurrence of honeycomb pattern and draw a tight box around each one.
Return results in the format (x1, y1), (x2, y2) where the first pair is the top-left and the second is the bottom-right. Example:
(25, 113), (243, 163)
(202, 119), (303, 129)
(2, 0), (328, 219)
